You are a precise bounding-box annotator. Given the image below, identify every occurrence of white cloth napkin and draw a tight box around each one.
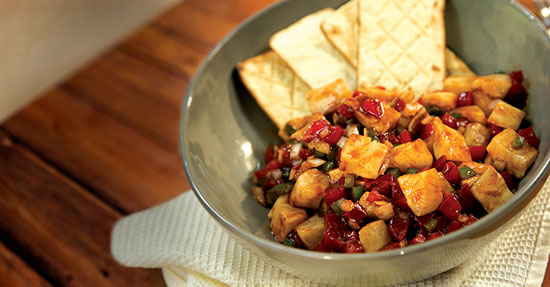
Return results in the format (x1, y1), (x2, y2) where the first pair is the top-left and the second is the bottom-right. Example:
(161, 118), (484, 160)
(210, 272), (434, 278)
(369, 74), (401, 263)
(111, 181), (550, 287)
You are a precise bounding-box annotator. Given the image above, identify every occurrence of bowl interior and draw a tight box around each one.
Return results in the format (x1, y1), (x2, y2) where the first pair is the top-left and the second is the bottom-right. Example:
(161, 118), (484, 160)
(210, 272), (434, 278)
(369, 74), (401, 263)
(182, 0), (550, 250)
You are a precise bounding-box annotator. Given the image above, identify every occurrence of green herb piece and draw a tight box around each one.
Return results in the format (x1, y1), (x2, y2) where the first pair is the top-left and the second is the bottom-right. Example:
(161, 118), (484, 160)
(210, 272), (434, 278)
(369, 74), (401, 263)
(351, 186), (366, 201)
(265, 189), (278, 206)
(318, 198), (329, 216)
(282, 238), (295, 247)
(367, 127), (377, 138)
(395, 126), (405, 135)
(273, 182), (294, 195)
(282, 167), (291, 179)
(265, 182), (294, 206)
(425, 218), (438, 232)
(458, 166), (476, 180)
(450, 112), (462, 119)
(327, 148), (338, 161)
(344, 175), (355, 188)
(322, 161), (335, 172)
(512, 135), (525, 148)
(330, 198), (344, 215)
(406, 167), (418, 174)
(256, 177), (267, 187)
(385, 167), (402, 179)
(367, 127), (380, 142)
(426, 105), (441, 116)
(314, 150), (327, 159)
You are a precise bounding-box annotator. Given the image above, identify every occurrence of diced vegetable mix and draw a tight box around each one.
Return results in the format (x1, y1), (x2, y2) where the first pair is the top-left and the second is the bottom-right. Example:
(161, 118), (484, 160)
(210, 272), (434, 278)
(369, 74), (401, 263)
(253, 71), (539, 253)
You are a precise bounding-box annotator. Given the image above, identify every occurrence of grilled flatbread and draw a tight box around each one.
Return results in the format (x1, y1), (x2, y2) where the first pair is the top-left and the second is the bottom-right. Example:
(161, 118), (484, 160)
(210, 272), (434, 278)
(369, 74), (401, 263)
(320, 0), (358, 67)
(237, 51), (311, 128)
(445, 49), (476, 76)
(322, 0), (474, 80)
(357, 0), (446, 96)
(269, 9), (356, 90)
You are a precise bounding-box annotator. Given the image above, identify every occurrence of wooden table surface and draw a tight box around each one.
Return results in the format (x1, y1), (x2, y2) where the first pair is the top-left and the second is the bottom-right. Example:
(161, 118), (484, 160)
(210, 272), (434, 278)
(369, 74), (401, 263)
(0, 0), (548, 286)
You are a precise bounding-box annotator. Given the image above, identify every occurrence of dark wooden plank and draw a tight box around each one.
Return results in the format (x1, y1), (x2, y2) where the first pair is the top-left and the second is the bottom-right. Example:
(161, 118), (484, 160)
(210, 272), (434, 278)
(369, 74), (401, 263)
(0, 132), (165, 286)
(154, 0), (243, 50)
(0, 242), (50, 287)
(63, 49), (185, 153)
(189, 0), (276, 23)
(1, 89), (188, 214)
(120, 25), (205, 80)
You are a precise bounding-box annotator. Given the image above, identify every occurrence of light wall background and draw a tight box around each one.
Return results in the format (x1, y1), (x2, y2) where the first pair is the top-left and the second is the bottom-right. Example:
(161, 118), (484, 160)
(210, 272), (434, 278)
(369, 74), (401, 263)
(0, 0), (181, 123)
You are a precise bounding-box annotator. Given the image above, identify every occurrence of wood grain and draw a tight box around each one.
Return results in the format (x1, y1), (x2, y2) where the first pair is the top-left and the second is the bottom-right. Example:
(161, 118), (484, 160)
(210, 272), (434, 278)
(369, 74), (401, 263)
(0, 132), (165, 286)
(154, 1), (239, 51)
(189, 0), (276, 22)
(63, 49), (185, 153)
(2, 89), (188, 214)
(0, 242), (50, 287)
(121, 26), (204, 80)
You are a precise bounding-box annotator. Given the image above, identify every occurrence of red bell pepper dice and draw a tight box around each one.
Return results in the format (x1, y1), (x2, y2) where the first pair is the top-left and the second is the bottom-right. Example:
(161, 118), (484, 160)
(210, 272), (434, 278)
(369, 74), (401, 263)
(441, 113), (458, 129)
(394, 98), (406, 112)
(324, 213), (348, 236)
(388, 216), (410, 242)
(299, 148), (313, 160)
(427, 232), (443, 240)
(343, 203), (368, 223)
(501, 171), (517, 191)
(456, 184), (474, 209)
(469, 145), (486, 161)
(360, 98), (384, 118)
(379, 242), (401, 251)
(488, 123), (503, 137)
(324, 186), (347, 207)
(365, 173), (393, 197)
(438, 192), (462, 220)
(322, 126), (344, 145)
(408, 234), (426, 245)
(302, 120), (328, 142)
(442, 162), (460, 184)
(518, 127), (540, 148)
(398, 130), (412, 144)
(318, 228), (345, 252)
(337, 104), (355, 119)
(266, 159), (281, 170)
(447, 220), (463, 233)
(433, 155), (447, 172)
(509, 70), (524, 82)
(420, 123), (434, 139)
(392, 183), (412, 213)
(254, 168), (268, 181)
(343, 240), (364, 253)
(457, 91), (474, 107)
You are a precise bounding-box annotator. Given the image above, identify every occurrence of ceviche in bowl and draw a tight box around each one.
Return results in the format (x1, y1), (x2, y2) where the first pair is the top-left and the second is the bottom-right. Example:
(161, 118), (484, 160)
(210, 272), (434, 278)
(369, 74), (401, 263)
(252, 72), (540, 253)
(181, 0), (550, 284)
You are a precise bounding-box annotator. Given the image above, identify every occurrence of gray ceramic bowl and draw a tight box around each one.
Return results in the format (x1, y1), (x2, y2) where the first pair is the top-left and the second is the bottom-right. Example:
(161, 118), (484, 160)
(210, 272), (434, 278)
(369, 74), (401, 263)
(180, 0), (550, 285)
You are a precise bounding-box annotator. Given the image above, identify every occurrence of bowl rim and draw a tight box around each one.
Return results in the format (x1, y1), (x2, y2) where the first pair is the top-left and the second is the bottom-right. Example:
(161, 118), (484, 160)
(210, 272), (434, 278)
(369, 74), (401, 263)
(180, 0), (550, 261)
